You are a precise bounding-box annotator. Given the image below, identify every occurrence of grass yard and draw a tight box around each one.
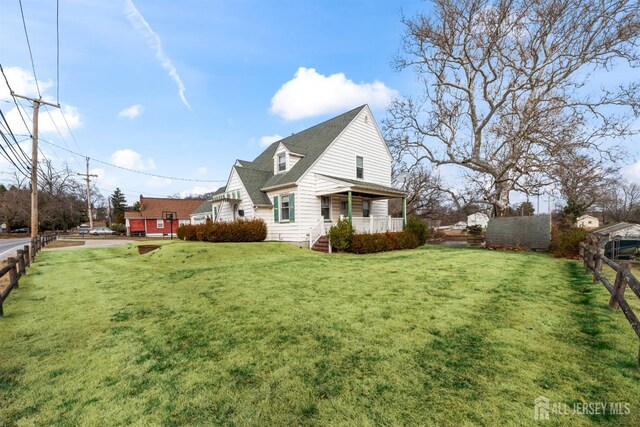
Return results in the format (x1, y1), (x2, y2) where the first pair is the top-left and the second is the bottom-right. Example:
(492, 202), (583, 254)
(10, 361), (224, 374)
(1, 242), (639, 426)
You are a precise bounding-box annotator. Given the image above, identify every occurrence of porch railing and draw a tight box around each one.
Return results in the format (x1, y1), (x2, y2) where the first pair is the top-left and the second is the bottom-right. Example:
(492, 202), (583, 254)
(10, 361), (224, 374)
(350, 216), (404, 234)
(309, 217), (325, 249)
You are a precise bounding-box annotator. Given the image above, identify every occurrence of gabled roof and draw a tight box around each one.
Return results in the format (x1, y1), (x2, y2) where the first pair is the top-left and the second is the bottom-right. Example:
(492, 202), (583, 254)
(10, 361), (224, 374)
(230, 105), (367, 205)
(592, 222), (640, 236)
(125, 196), (205, 220)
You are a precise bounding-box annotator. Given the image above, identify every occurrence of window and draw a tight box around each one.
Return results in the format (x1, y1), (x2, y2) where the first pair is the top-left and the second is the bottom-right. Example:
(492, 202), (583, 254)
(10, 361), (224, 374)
(157, 219), (164, 228)
(321, 196), (330, 221)
(363, 199), (370, 218)
(340, 201), (348, 217)
(278, 153), (286, 172)
(281, 195), (290, 221)
(356, 156), (364, 179)
(213, 206), (218, 220)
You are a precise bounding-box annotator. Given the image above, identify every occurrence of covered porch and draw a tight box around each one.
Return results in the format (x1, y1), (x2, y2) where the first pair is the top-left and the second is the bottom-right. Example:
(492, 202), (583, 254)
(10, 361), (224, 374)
(309, 175), (407, 249)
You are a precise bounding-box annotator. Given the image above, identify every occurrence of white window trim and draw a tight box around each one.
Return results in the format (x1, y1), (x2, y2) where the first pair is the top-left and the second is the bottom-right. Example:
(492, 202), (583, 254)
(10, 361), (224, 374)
(280, 194), (291, 222)
(277, 153), (287, 173)
(321, 196), (331, 222)
(157, 219), (164, 228)
(356, 155), (364, 179)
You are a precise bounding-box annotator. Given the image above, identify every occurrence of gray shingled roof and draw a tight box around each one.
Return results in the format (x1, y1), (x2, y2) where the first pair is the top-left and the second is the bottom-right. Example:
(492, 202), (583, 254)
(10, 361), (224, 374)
(191, 200), (213, 215)
(319, 175), (407, 196)
(231, 105), (367, 206)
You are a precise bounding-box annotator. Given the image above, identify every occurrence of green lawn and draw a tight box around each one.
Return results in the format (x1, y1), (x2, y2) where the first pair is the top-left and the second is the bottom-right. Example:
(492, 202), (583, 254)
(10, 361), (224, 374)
(1, 242), (639, 426)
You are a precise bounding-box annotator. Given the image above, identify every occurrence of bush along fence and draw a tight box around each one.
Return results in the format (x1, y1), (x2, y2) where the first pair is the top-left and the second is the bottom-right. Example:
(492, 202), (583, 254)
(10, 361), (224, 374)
(579, 237), (640, 369)
(0, 233), (57, 316)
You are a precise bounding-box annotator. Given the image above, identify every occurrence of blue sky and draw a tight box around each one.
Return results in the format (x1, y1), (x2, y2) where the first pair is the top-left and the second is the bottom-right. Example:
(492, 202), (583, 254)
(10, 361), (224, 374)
(0, 0), (425, 202)
(1, 0), (638, 211)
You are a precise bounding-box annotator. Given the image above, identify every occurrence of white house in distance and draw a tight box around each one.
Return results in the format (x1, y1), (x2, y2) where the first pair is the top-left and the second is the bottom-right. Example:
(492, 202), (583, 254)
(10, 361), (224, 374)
(210, 105), (407, 248)
(576, 214), (599, 229)
(467, 212), (490, 229)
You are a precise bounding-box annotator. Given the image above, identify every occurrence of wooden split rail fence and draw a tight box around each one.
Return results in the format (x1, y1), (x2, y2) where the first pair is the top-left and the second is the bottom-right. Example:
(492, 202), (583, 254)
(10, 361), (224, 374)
(0, 233), (57, 316)
(579, 238), (640, 369)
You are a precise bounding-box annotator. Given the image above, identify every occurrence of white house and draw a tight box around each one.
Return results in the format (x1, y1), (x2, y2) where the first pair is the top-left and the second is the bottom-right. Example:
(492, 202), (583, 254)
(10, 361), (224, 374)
(467, 212), (489, 229)
(190, 200), (215, 225)
(210, 105), (407, 248)
(576, 214), (599, 229)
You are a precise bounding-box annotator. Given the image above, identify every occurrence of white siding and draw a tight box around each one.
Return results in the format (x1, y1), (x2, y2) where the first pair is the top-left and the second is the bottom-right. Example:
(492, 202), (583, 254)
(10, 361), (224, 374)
(256, 186), (304, 243)
(217, 168), (255, 221)
(308, 107), (391, 187)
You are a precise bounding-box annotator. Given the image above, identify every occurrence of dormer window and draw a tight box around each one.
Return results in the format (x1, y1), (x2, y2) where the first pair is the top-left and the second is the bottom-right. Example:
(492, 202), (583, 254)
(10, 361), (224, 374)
(278, 153), (286, 172)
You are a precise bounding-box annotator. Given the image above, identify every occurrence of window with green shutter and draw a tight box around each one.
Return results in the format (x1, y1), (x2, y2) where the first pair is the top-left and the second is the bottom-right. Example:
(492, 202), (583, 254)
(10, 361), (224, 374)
(289, 193), (295, 222)
(273, 196), (279, 222)
(281, 195), (290, 221)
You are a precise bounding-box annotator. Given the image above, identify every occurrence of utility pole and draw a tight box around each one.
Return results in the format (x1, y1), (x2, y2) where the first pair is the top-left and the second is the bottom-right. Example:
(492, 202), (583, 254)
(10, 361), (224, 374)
(77, 157), (98, 230)
(12, 93), (59, 255)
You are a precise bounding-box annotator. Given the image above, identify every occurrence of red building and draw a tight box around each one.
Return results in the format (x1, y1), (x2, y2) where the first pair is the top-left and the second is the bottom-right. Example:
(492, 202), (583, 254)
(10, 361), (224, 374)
(125, 195), (204, 237)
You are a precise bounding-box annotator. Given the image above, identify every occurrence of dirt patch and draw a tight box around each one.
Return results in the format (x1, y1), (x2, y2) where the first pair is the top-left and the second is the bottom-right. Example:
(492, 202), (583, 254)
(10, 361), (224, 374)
(138, 245), (161, 255)
(46, 240), (86, 249)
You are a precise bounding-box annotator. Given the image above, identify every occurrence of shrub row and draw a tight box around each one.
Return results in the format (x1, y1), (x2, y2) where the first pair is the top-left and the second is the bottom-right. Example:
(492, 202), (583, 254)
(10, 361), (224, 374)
(177, 218), (267, 242)
(327, 218), (423, 254)
(350, 231), (420, 254)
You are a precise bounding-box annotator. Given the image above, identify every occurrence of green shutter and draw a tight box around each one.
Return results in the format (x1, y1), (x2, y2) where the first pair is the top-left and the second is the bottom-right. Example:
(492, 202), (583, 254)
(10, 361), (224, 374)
(273, 196), (279, 222)
(289, 193), (295, 222)
(214, 206), (218, 221)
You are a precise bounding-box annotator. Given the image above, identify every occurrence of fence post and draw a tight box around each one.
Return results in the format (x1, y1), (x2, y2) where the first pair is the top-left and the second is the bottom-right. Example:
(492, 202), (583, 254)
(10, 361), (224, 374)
(7, 257), (18, 290)
(23, 245), (30, 268)
(16, 250), (26, 278)
(593, 248), (604, 284)
(609, 262), (630, 310)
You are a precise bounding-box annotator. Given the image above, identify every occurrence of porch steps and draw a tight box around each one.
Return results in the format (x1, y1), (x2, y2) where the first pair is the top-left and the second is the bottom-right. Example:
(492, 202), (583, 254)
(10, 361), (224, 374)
(312, 236), (330, 253)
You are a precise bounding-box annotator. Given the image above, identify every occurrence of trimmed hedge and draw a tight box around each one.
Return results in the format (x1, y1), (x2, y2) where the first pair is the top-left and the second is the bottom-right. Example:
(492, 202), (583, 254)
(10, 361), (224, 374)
(405, 217), (428, 245)
(328, 219), (354, 252)
(177, 218), (267, 242)
(350, 231), (420, 254)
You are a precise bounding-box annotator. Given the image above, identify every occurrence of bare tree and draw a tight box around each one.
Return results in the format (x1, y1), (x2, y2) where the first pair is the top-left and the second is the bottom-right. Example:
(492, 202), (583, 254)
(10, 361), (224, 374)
(603, 182), (640, 222)
(391, 165), (448, 218)
(551, 150), (616, 221)
(385, 0), (639, 216)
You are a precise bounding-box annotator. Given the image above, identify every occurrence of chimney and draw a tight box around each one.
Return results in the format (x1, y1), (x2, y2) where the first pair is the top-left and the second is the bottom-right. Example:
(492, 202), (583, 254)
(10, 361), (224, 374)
(140, 195), (144, 211)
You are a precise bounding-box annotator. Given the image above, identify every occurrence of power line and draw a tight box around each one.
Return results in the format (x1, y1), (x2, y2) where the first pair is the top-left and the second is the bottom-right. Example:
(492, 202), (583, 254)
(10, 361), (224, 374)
(0, 63), (32, 136)
(40, 137), (227, 183)
(17, 0), (41, 98)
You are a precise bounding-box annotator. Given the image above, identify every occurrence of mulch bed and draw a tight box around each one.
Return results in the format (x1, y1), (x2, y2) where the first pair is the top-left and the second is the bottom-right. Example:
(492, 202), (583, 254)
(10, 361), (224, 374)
(138, 245), (161, 255)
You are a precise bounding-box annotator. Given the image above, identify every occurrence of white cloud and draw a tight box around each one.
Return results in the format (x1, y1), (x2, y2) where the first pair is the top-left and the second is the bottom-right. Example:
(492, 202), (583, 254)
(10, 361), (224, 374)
(196, 166), (207, 175)
(111, 148), (156, 170)
(124, 0), (192, 111)
(179, 185), (219, 198)
(270, 67), (398, 121)
(623, 160), (640, 184)
(0, 66), (81, 137)
(118, 104), (144, 119)
(259, 134), (283, 147)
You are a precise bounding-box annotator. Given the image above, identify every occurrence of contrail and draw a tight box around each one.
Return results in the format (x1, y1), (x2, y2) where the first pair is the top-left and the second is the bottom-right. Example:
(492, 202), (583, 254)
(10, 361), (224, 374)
(124, 0), (192, 111)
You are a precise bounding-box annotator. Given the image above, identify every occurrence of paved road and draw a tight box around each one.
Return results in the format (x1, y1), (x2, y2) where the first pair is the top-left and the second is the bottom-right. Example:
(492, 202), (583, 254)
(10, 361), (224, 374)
(0, 237), (31, 260)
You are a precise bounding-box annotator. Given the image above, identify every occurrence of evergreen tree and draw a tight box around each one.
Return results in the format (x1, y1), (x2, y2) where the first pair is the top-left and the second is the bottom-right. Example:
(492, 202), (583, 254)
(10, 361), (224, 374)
(111, 188), (127, 224)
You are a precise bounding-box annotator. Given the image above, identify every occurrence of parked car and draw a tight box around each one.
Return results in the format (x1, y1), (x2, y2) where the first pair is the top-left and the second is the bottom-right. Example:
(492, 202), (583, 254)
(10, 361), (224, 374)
(89, 227), (115, 235)
(11, 228), (29, 234)
(79, 228), (90, 235)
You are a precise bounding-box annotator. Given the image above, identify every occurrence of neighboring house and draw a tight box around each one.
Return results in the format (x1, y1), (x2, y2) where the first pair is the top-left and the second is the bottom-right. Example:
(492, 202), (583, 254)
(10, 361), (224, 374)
(190, 200), (214, 225)
(576, 214), (599, 229)
(125, 195), (204, 237)
(592, 222), (640, 241)
(592, 222), (640, 259)
(211, 105), (407, 247)
(451, 221), (467, 230)
(467, 212), (489, 229)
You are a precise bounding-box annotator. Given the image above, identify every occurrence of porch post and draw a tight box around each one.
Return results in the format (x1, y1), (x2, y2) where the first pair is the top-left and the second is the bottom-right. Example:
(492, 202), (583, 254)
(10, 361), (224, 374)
(348, 191), (352, 224)
(402, 197), (407, 227)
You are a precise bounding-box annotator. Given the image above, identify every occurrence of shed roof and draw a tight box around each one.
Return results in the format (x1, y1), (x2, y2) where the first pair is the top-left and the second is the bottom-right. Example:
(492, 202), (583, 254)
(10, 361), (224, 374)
(125, 196), (205, 220)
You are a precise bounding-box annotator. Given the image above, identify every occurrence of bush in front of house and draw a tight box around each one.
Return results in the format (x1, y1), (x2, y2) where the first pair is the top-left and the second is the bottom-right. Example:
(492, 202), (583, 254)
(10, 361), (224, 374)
(177, 224), (197, 240)
(350, 231), (420, 254)
(549, 226), (589, 258)
(177, 218), (267, 243)
(405, 217), (428, 245)
(466, 224), (483, 236)
(328, 219), (354, 252)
